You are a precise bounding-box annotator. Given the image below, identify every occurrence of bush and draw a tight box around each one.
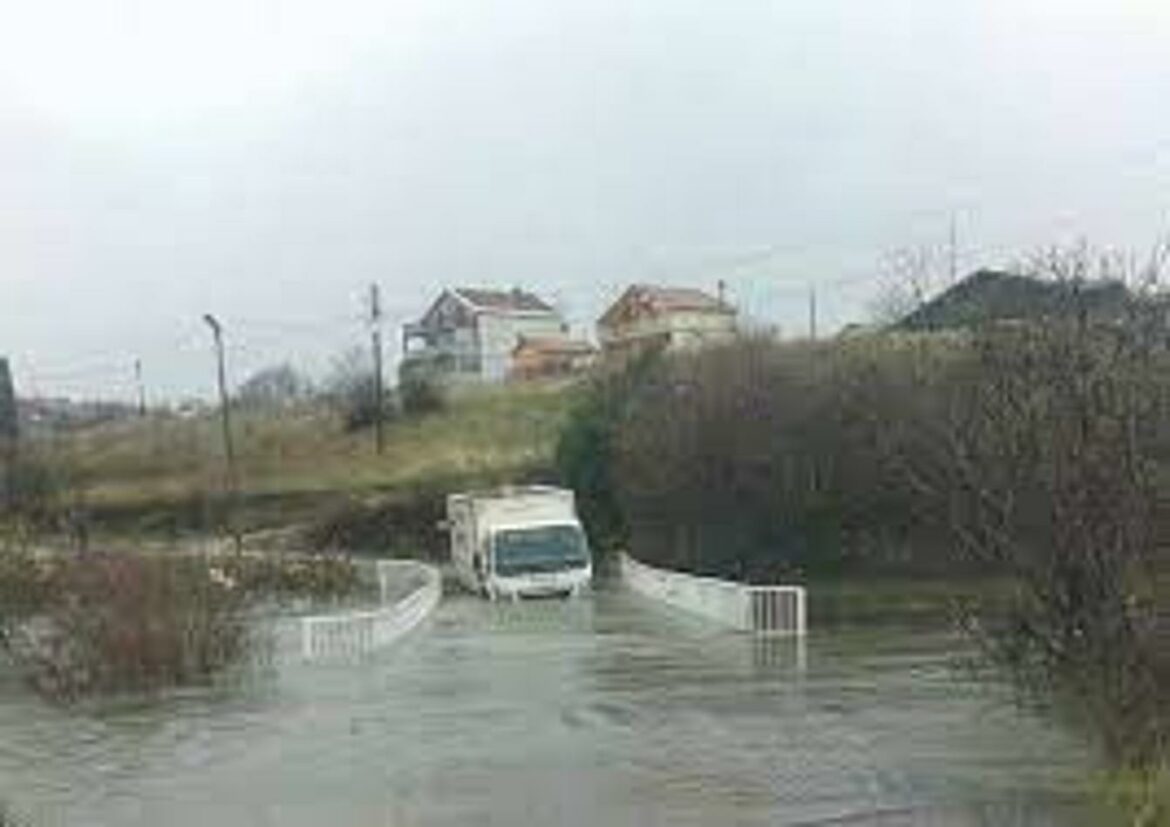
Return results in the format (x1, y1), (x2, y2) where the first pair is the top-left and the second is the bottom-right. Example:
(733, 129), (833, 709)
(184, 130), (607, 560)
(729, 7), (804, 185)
(322, 348), (395, 432)
(1105, 764), (1170, 826)
(236, 364), (310, 410)
(927, 314), (1170, 767)
(0, 548), (53, 647)
(0, 803), (22, 827)
(215, 552), (360, 603)
(554, 357), (661, 555)
(399, 374), (446, 418)
(341, 374), (389, 432)
(3, 553), (257, 701)
(605, 336), (953, 579)
(1, 449), (63, 530)
(0, 550), (365, 700)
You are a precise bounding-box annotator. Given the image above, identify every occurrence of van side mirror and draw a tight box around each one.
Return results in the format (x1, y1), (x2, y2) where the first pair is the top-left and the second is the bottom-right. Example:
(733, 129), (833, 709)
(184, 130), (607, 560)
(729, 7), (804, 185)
(435, 519), (452, 532)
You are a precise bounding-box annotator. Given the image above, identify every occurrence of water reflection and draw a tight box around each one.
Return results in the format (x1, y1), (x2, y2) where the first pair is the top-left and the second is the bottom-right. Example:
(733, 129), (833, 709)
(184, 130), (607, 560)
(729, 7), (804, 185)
(749, 633), (808, 675)
(0, 585), (1103, 827)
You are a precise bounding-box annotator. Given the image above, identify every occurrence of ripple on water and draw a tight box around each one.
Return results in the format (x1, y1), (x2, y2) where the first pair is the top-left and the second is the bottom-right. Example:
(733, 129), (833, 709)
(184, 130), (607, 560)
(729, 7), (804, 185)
(0, 592), (1103, 827)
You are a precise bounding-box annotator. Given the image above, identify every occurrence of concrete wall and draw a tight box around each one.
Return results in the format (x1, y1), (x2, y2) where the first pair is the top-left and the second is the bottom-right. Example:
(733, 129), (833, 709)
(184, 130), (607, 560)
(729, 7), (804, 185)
(620, 553), (806, 636)
(621, 553), (749, 629)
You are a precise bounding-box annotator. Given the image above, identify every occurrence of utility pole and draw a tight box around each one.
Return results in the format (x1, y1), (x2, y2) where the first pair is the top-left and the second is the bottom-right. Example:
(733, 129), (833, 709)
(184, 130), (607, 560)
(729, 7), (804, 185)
(808, 285), (818, 341)
(369, 283), (385, 455)
(134, 358), (146, 417)
(203, 314), (240, 551)
(0, 357), (18, 512)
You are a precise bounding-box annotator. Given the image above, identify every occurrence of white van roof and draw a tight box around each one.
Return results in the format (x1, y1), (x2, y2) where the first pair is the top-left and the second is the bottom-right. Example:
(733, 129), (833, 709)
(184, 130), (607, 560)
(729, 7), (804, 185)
(449, 485), (573, 504)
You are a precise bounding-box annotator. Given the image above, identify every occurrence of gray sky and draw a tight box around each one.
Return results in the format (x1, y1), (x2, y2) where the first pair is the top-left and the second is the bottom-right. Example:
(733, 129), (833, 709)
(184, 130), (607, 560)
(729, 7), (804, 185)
(3, 0), (1169, 401)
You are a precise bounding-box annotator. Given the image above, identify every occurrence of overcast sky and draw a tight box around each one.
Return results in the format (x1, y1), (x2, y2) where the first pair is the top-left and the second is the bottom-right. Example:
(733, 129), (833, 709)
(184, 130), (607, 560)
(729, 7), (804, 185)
(3, 0), (1169, 401)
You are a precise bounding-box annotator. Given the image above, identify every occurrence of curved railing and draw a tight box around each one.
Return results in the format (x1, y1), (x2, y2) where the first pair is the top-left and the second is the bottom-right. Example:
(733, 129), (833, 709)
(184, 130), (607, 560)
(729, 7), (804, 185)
(620, 553), (806, 636)
(299, 560), (441, 660)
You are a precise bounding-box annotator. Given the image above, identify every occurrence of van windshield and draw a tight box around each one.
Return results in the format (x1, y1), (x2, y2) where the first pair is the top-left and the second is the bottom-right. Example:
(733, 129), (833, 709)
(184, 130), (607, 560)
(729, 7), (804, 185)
(493, 525), (589, 576)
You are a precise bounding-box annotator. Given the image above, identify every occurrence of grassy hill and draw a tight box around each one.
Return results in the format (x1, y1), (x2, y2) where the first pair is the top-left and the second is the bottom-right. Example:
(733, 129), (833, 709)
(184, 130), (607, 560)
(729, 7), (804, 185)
(49, 381), (574, 551)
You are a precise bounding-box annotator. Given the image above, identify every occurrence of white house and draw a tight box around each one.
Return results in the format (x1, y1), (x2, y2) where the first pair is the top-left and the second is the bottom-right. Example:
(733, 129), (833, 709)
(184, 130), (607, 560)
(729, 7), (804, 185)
(400, 287), (570, 384)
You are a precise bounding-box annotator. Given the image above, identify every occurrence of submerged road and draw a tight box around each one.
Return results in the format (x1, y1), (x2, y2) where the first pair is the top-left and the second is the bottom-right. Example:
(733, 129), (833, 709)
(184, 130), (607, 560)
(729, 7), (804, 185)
(0, 583), (1099, 826)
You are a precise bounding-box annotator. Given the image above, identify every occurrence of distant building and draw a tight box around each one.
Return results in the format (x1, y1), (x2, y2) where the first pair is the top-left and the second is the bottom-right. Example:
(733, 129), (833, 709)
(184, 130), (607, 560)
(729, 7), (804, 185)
(894, 269), (1135, 332)
(596, 284), (737, 360)
(836, 322), (878, 339)
(17, 397), (137, 432)
(400, 287), (570, 384)
(173, 399), (210, 420)
(510, 336), (597, 381)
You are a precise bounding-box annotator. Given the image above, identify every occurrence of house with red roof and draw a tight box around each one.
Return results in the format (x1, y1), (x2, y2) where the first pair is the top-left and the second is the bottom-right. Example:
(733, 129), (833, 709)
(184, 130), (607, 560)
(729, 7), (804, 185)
(510, 335), (598, 381)
(596, 284), (738, 360)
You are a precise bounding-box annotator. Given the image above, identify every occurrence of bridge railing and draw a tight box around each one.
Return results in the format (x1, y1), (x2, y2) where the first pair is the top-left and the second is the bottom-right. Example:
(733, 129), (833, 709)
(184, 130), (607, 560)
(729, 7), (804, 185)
(745, 586), (806, 636)
(621, 553), (806, 636)
(300, 560), (441, 660)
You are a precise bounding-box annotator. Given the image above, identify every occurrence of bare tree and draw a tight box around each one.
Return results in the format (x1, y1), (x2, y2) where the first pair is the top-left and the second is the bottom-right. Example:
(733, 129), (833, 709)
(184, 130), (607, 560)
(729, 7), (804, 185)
(323, 348), (388, 431)
(237, 363), (310, 410)
(904, 242), (1170, 767)
(868, 245), (953, 326)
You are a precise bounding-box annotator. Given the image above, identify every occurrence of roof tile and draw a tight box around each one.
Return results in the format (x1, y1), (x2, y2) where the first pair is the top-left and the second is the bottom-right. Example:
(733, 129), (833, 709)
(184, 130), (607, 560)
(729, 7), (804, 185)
(454, 287), (554, 313)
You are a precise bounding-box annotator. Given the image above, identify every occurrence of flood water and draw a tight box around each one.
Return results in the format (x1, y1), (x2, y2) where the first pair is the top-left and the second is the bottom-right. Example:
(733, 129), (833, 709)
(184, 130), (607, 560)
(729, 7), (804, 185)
(0, 582), (1104, 826)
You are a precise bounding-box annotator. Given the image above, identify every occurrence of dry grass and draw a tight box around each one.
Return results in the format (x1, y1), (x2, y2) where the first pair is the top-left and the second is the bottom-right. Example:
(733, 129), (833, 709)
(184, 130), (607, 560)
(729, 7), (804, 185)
(56, 381), (572, 532)
(3, 552), (255, 700)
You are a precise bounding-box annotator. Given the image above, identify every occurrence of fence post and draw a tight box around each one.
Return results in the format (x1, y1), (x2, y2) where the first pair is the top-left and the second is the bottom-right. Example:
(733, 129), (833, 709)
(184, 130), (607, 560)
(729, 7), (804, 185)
(302, 619), (314, 660)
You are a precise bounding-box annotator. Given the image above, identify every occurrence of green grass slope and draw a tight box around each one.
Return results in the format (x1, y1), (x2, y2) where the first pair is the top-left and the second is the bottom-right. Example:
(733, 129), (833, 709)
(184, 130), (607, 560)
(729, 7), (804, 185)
(59, 381), (573, 544)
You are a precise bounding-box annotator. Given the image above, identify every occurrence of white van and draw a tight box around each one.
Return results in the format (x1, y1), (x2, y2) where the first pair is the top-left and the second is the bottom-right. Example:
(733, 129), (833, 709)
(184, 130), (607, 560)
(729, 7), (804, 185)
(446, 486), (592, 599)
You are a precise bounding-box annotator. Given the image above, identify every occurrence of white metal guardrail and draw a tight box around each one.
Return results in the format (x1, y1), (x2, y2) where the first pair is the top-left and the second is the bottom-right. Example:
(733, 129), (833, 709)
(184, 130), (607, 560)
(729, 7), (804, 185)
(746, 586), (806, 636)
(300, 560), (441, 660)
(620, 553), (806, 636)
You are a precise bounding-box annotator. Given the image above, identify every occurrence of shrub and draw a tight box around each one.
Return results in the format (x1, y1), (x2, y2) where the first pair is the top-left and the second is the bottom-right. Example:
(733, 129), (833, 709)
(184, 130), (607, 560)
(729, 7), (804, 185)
(1105, 764), (1170, 827)
(322, 348), (394, 432)
(5, 553), (256, 701)
(0, 548), (53, 647)
(215, 552), (360, 603)
(923, 314), (1170, 767)
(236, 364), (310, 410)
(1, 449), (63, 531)
(399, 374), (446, 418)
(605, 336), (956, 579)
(554, 357), (661, 555)
(0, 802), (22, 827)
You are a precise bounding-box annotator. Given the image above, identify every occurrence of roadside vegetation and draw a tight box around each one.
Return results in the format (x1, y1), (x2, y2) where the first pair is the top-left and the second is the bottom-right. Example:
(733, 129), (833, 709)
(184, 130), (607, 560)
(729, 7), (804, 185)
(0, 543), (362, 702)
(0, 378), (568, 704)
(557, 245), (1170, 824)
(13, 380), (570, 553)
